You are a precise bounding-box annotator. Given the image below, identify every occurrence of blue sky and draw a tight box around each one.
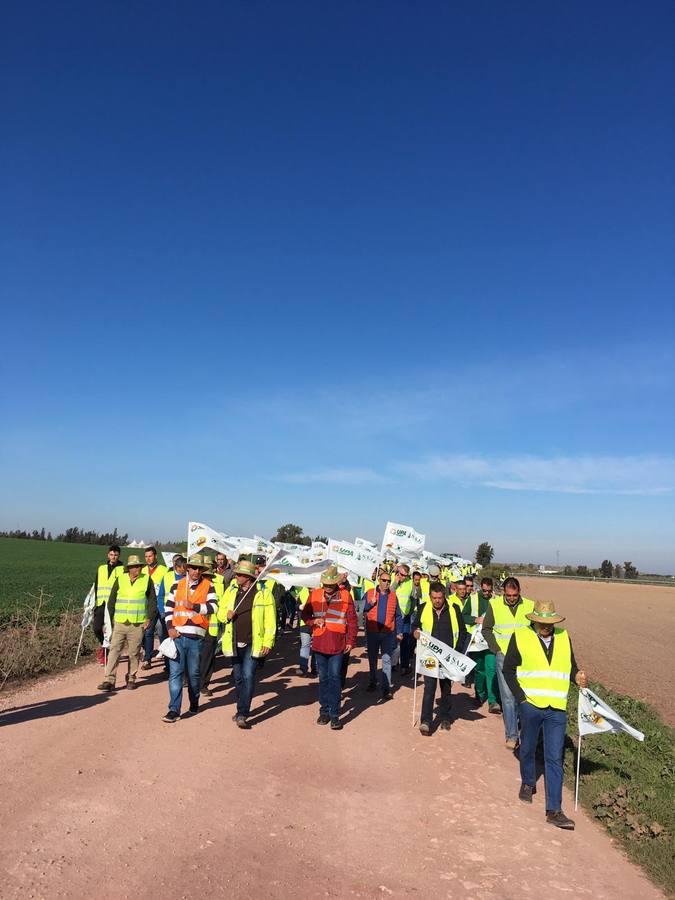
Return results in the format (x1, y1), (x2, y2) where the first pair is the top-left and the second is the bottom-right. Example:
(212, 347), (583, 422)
(1, 2), (674, 571)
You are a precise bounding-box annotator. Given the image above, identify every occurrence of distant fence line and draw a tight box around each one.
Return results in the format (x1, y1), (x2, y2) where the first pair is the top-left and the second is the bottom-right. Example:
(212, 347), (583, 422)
(513, 572), (674, 588)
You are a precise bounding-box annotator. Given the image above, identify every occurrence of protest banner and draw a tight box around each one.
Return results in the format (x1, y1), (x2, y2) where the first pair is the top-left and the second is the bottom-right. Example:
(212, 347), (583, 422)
(381, 521), (425, 556)
(416, 631), (475, 681)
(466, 624), (489, 653)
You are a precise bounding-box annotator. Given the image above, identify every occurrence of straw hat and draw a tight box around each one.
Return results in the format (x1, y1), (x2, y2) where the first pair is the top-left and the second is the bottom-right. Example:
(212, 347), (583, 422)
(527, 598), (565, 625)
(186, 554), (209, 570)
(125, 554), (144, 570)
(234, 559), (257, 578)
(320, 565), (341, 586)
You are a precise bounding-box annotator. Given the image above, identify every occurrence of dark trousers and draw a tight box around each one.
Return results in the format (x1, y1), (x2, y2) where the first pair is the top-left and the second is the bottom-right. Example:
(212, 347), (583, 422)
(421, 676), (452, 725)
(233, 644), (258, 717)
(315, 651), (343, 718)
(400, 631), (414, 670)
(519, 702), (567, 812)
(142, 610), (167, 662)
(92, 604), (105, 645)
(200, 632), (218, 690)
(340, 651), (350, 689)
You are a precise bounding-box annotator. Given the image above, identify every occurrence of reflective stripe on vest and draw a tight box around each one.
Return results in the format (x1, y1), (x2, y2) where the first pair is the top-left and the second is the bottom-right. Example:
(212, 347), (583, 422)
(419, 601), (460, 645)
(208, 575), (224, 635)
(489, 595), (534, 653)
(466, 591), (480, 633)
(307, 588), (349, 635)
(396, 580), (414, 616)
(172, 578), (212, 632)
(96, 563), (123, 607)
(515, 628), (572, 710)
(114, 573), (150, 624)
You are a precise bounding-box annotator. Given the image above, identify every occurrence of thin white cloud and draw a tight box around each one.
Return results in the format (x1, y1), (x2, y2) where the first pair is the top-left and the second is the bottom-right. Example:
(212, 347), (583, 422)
(280, 467), (386, 485)
(396, 454), (675, 495)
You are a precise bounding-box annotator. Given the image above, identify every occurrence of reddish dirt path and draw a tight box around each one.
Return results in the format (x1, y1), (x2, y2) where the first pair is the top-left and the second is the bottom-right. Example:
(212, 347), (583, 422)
(0, 635), (665, 899)
(520, 578), (675, 725)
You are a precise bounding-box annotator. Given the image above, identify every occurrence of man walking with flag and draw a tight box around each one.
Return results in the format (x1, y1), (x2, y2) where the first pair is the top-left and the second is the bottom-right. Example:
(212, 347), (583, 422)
(217, 559), (277, 728)
(412, 582), (467, 735)
(502, 598), (588, 830)
(363, 570), (403, 701)
(92, 544), (124, 665)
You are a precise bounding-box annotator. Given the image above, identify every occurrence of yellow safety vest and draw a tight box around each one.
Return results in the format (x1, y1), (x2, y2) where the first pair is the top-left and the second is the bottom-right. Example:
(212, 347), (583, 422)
(96, 563), (123, 607)
(208, 574), (225, 636)
(217, 581), (276, 657)
(418, 601), (460, 645)
(489, 595), (534, 653)
(515, 627), (572, 710)
(114, 573), (150, 625)
(465, 591), (480, 633)
(143, 564), (168, 588)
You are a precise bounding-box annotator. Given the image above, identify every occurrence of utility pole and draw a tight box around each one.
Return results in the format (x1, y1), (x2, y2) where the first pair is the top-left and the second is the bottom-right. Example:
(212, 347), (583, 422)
(556, 549), (560, 568)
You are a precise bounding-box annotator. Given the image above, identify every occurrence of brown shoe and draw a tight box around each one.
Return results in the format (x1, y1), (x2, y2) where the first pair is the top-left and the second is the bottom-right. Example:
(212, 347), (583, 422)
(439, 719), (451, 731)
(519, 784), (534, 803)
(126, 678), (137, 690)
(505, 738), (519, 751)
(419, 722), (431, 736)
(97, 682), (114, 692)
(546, 810), (575, 830)
(141, 661), (152, 670)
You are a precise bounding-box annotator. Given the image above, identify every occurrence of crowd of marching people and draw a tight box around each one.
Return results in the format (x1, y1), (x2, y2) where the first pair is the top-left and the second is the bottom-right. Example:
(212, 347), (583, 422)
(91, 545), (588, 831)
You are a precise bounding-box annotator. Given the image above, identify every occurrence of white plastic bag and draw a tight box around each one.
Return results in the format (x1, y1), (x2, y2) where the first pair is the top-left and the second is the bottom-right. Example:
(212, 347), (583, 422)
(157, 637), (178, 660)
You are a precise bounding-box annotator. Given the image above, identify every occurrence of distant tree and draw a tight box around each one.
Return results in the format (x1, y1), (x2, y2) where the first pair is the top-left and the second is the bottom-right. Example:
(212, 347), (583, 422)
(613, 563), (622, 578)
(600, 559), (613, 578)
(623, 561), (639, 580)
(576, 565), (589, 576)
(272, 523), (311, 546)
(313, 535), (328, 544)
(475, 542), (495, 567)
(563, 565), (574, 576)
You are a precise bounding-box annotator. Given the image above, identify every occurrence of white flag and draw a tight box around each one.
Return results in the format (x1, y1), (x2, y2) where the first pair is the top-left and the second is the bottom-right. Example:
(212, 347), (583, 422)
(162, 550), (179, 568)
(381, 521), (425, 556)
(415, 648), (450, 679)
(355, 537), (378, 551)
(416, 631), (475, 682)
(328, 539), (381, 580)
(102, 603), (113, 649)
(263, 551), (332, 590)
(466, 624), (489, 653)
(80, 584), (96, 629)
(187, 522), (237, 558)
(578, 688), (644, 741)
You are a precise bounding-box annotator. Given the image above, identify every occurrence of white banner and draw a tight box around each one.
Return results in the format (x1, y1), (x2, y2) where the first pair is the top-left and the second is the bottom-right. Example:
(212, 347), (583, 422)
(80, 584), (96, 629)
(417, 631), (475, 682)
(381, 521), (425, 556)
(466, 624), (489, 653)
(187, 522), (238, 558)
(355, 537), (378, 551)
(310, 541), (329, 559)
(415, 648), (450, 680)
(264, 553), (332, 578)
(578, 688), (644, 741)
(162, 551), (179, 568)
(328, 539), (381, 580)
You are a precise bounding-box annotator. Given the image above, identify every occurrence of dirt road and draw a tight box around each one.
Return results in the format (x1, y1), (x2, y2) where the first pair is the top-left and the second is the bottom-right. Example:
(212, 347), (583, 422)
(0, 634), (664, 899)
(520, 578), (675, 725)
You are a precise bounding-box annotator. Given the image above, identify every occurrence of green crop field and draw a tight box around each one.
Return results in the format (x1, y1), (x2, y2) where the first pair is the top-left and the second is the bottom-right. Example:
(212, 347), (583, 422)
(0, 538), (114, 623)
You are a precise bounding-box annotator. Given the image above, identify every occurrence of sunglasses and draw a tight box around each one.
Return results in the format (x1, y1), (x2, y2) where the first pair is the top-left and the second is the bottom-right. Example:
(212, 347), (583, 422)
(380, 577), (391, 583)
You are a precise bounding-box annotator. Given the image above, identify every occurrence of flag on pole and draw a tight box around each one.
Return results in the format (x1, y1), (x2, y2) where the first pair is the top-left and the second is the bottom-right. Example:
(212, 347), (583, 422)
(416, 631), (476, 681)
(328, 539), (381, 580)
(80, 584), (96, 629)
(187, 521), (237, 558)
(578, 688), (645, 741)
(415, 648), (450, 679)
(262, 551), (332, 589)
(102, 603), (113, 649)
(466, 624), (489, 653)
(381, 521), (425, 556)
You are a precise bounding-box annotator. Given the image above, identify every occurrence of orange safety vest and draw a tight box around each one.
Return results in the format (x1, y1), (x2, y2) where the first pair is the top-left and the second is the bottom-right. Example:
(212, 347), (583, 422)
(172, 578), (212, 631)
(364, 589), (398, 633)
(306, 588), (350, 636)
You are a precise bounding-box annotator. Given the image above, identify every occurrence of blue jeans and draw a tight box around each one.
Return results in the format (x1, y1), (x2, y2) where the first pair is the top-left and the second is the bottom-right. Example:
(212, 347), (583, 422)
(143, 611), (167, 661)
(314, 651), (343, 718)
(233, 644), (258, 717)
(168, 635), (203, 714)
(495, 651), (519, 741)
(366, 631), (396, 691)
(519, 702), (568, 812)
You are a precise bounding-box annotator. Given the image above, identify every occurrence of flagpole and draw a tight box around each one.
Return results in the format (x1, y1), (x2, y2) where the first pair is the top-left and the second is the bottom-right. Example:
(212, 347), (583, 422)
(412, 665), (418, 727)
(574, 733), (582, 811)
(74, 626), (86, 665)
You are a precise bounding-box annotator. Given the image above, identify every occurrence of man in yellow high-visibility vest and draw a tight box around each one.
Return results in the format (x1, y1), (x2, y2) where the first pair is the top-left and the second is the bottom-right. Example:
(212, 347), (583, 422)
(92, 544), (124, 665)
(503, 598), (588, 830)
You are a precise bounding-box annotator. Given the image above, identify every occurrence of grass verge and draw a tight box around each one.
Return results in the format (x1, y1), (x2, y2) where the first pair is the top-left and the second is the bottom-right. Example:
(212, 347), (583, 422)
(0, 589), (97, 689)
(564, 682), (675, 896)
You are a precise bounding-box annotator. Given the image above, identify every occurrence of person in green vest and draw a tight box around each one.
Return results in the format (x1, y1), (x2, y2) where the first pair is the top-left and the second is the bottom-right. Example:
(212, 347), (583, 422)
(503, 598), (588, 830)
(462, 576), (500, 712)
(482, 576), (534, 750)
(92, 544), (124, 665)
(97, 555), (156, 692)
